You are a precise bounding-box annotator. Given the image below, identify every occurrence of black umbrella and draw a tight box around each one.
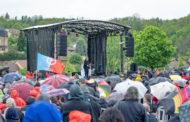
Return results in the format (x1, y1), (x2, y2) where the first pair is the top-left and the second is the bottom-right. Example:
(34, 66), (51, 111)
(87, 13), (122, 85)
(149, 77), (172, 86)
(138, 66), (147, 69)
(179, 100), (190, 122)
(105, 75), (122, 88)
(158, 91), (178, 116)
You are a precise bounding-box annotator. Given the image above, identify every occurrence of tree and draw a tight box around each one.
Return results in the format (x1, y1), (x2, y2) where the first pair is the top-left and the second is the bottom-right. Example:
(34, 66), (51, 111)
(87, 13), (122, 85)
(75, 39), (87, 56)
(17, 32), (27, 52)
(5, 12), (10, 20)
(133, 26), (175, 69)
(8, 35), (18, 49)
(106, 36), (121, 72)
(69, 53), (82, 65)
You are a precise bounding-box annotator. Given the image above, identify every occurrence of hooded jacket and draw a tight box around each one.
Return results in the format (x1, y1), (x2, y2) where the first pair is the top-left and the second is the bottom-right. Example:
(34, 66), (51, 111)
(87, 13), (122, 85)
(61, 84), (95, 122)
(23, 101), (62, 122)
(10, 90), (26, 107)
(114, 99), (148, 122)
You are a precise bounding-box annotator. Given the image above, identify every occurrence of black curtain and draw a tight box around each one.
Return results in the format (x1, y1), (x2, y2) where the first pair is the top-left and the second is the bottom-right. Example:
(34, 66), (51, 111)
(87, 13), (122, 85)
(88, 32), (107, 75)
(25, 28), (55, 72)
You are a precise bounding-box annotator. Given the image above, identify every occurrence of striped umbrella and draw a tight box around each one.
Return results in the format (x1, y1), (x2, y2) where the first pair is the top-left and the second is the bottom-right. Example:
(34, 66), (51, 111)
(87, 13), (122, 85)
(41, 74), (69, 88)
(43, 88), (69, 97)
(98, 80), (111, 98)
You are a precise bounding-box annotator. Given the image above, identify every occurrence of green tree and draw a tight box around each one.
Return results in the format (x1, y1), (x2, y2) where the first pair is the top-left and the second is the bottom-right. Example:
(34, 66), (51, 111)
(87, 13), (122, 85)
(133, 26), (175, 69)
(106, 36), (121, 72)
(75, 39), (87, 56)
(5, 12), (10, 20)
(69, 53), (82, 65)
(8, 35), (18, 49)
(17, 32), (27, 52)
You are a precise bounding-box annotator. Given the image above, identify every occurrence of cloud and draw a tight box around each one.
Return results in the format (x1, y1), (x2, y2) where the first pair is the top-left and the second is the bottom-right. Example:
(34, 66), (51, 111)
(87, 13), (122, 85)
(0, 0), (190, 20)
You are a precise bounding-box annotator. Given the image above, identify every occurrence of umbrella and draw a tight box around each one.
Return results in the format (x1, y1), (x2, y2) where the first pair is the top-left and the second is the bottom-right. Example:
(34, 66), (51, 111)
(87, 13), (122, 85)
(150, 82), (178, 100)
(138, 66), (147, 69)
(170, 75), (182, 81)
(105, 75), (122, 88)
(158, 91), (178, 115)
(57, 82), (74, 90)
(106, 92), (124, 102)
(40, 84), (54, 94)
(2, 73), (22, 83)
(7, 83), (33, 101)
(178, 66), (189, 70)
(98, 80), (111, 98)
(179, 101), (190, 122)
(43, 88), (69, 97)
(149, 77), (172, 86)
(41, 74), (69, 88)
(173, 87), (190, 113)
(114, 79), (147, 98)
(174, 79), (187, 87)
(13, 77), (34, 86)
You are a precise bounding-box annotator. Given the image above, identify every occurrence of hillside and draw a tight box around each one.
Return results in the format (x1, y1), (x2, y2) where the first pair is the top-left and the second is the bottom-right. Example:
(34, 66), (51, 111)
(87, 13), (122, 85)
(0, 13), (190, 58)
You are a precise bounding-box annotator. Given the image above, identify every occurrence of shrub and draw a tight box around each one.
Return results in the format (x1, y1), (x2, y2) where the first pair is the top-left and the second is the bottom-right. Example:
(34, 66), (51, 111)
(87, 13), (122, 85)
(63, 61), (75, 76)
(69, 53), (82, 65)
(75, 64), (81, 73)
(0, 49), (27, 61)
(19, 68), (27, 75)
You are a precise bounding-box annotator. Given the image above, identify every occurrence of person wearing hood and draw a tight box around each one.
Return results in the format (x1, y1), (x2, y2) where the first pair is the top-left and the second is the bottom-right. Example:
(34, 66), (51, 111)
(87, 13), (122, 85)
(10, 90), (26, 107)
(114, 86), (148, 122)
(23, 101), (62, 122)
(29, 87), (40, 100)
(21, 96), (35, 112)
(3, 98), (24, 122)
(61, 84), (95, 122)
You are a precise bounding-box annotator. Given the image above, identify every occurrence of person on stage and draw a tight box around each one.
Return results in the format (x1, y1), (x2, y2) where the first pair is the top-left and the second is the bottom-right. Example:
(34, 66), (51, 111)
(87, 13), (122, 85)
(83, 57), (90, 79)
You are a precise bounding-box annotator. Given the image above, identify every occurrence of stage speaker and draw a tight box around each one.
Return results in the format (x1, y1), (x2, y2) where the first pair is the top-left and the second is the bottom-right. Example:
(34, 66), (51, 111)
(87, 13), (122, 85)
(56, 33), (67, 56)
(130, 63), (138, 72)
(125, 33), (134, 57)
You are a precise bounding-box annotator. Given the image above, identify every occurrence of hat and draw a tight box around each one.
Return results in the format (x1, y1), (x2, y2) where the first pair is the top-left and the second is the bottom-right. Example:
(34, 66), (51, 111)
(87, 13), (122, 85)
(6, 107), (20, 122)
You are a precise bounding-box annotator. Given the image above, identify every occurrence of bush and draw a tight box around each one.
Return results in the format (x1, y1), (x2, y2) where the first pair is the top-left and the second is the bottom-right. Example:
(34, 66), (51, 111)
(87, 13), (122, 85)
(63, 61), (75, 76)
(19, 68), (27, 75)
(75, 64), (81, 73)
(0, 49), (27, 61)
(69, 53), (82, 65)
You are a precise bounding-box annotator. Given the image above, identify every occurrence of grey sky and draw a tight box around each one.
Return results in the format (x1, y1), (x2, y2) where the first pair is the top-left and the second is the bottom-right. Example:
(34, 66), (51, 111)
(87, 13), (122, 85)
(0, 0), (190, 20)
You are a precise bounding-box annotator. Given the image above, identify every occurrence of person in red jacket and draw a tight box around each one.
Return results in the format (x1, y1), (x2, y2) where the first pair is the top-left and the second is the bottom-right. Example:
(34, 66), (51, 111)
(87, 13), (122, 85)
(30, 87), (40, 100)
(10, 90), (26, 107)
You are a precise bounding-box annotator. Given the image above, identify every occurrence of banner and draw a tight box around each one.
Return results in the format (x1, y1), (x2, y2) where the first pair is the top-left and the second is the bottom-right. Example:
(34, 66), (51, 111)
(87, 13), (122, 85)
(37, 53), (64, 74)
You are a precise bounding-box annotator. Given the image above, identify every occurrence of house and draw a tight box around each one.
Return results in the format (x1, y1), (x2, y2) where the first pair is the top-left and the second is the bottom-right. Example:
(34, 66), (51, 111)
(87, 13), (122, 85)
(7, 28), (20, 37)
(0, 26), (8, 53)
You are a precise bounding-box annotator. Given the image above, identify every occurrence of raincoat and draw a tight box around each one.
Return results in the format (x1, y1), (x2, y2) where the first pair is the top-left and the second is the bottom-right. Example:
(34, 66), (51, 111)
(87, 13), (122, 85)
(10, 90), (26, 107)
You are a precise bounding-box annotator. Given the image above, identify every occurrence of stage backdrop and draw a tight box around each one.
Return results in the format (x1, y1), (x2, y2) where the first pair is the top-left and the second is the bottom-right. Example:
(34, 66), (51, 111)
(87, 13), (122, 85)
(88, 32), (107, 75)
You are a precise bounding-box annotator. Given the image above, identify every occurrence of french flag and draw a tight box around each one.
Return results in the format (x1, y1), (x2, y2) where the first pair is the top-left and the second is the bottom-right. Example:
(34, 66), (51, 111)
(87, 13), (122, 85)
(36, 53), (64, 74)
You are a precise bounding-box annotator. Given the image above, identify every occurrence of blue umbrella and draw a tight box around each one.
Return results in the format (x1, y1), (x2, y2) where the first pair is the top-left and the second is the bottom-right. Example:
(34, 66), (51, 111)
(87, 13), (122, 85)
(2, 72), (22, 83)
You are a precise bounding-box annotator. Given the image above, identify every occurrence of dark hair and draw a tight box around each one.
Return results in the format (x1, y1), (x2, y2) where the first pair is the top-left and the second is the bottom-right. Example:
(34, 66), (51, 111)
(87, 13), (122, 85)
(100, 107), (125, 122)
(124, 86), (139, 101)
(50, 96), (58, 104)
(144, 93), (151, 103)
(34, 81), (40, 87)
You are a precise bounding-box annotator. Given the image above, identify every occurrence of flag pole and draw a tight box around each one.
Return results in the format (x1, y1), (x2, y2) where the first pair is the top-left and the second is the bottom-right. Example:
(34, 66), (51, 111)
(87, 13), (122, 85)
(36, 70), (38, 82)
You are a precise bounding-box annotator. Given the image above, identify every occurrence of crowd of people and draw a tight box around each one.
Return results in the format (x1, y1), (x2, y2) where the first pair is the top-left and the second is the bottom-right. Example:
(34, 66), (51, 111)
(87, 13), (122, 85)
(0, 66), (189, 122)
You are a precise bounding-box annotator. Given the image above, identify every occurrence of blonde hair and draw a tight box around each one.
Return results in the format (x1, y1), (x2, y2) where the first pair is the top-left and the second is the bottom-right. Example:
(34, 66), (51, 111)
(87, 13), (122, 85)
(6, 98), (16, 107)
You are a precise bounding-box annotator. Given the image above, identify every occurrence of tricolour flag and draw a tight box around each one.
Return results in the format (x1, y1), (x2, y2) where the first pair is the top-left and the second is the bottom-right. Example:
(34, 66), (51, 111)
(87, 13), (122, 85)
(37, 53), (64, 74)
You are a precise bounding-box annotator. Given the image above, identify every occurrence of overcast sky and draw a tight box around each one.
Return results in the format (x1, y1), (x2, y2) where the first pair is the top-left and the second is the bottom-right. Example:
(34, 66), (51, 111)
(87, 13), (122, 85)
(0, 0), (190, 20)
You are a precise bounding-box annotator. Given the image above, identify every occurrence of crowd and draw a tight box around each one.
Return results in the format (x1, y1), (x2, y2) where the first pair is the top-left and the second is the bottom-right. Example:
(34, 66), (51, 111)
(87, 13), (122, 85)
(0, 66), (190, 122)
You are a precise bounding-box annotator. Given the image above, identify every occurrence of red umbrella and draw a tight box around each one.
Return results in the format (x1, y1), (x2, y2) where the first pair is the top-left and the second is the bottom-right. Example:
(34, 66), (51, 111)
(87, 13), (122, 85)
(41, 74), (69, 88)
(7, 83), (34, 101)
